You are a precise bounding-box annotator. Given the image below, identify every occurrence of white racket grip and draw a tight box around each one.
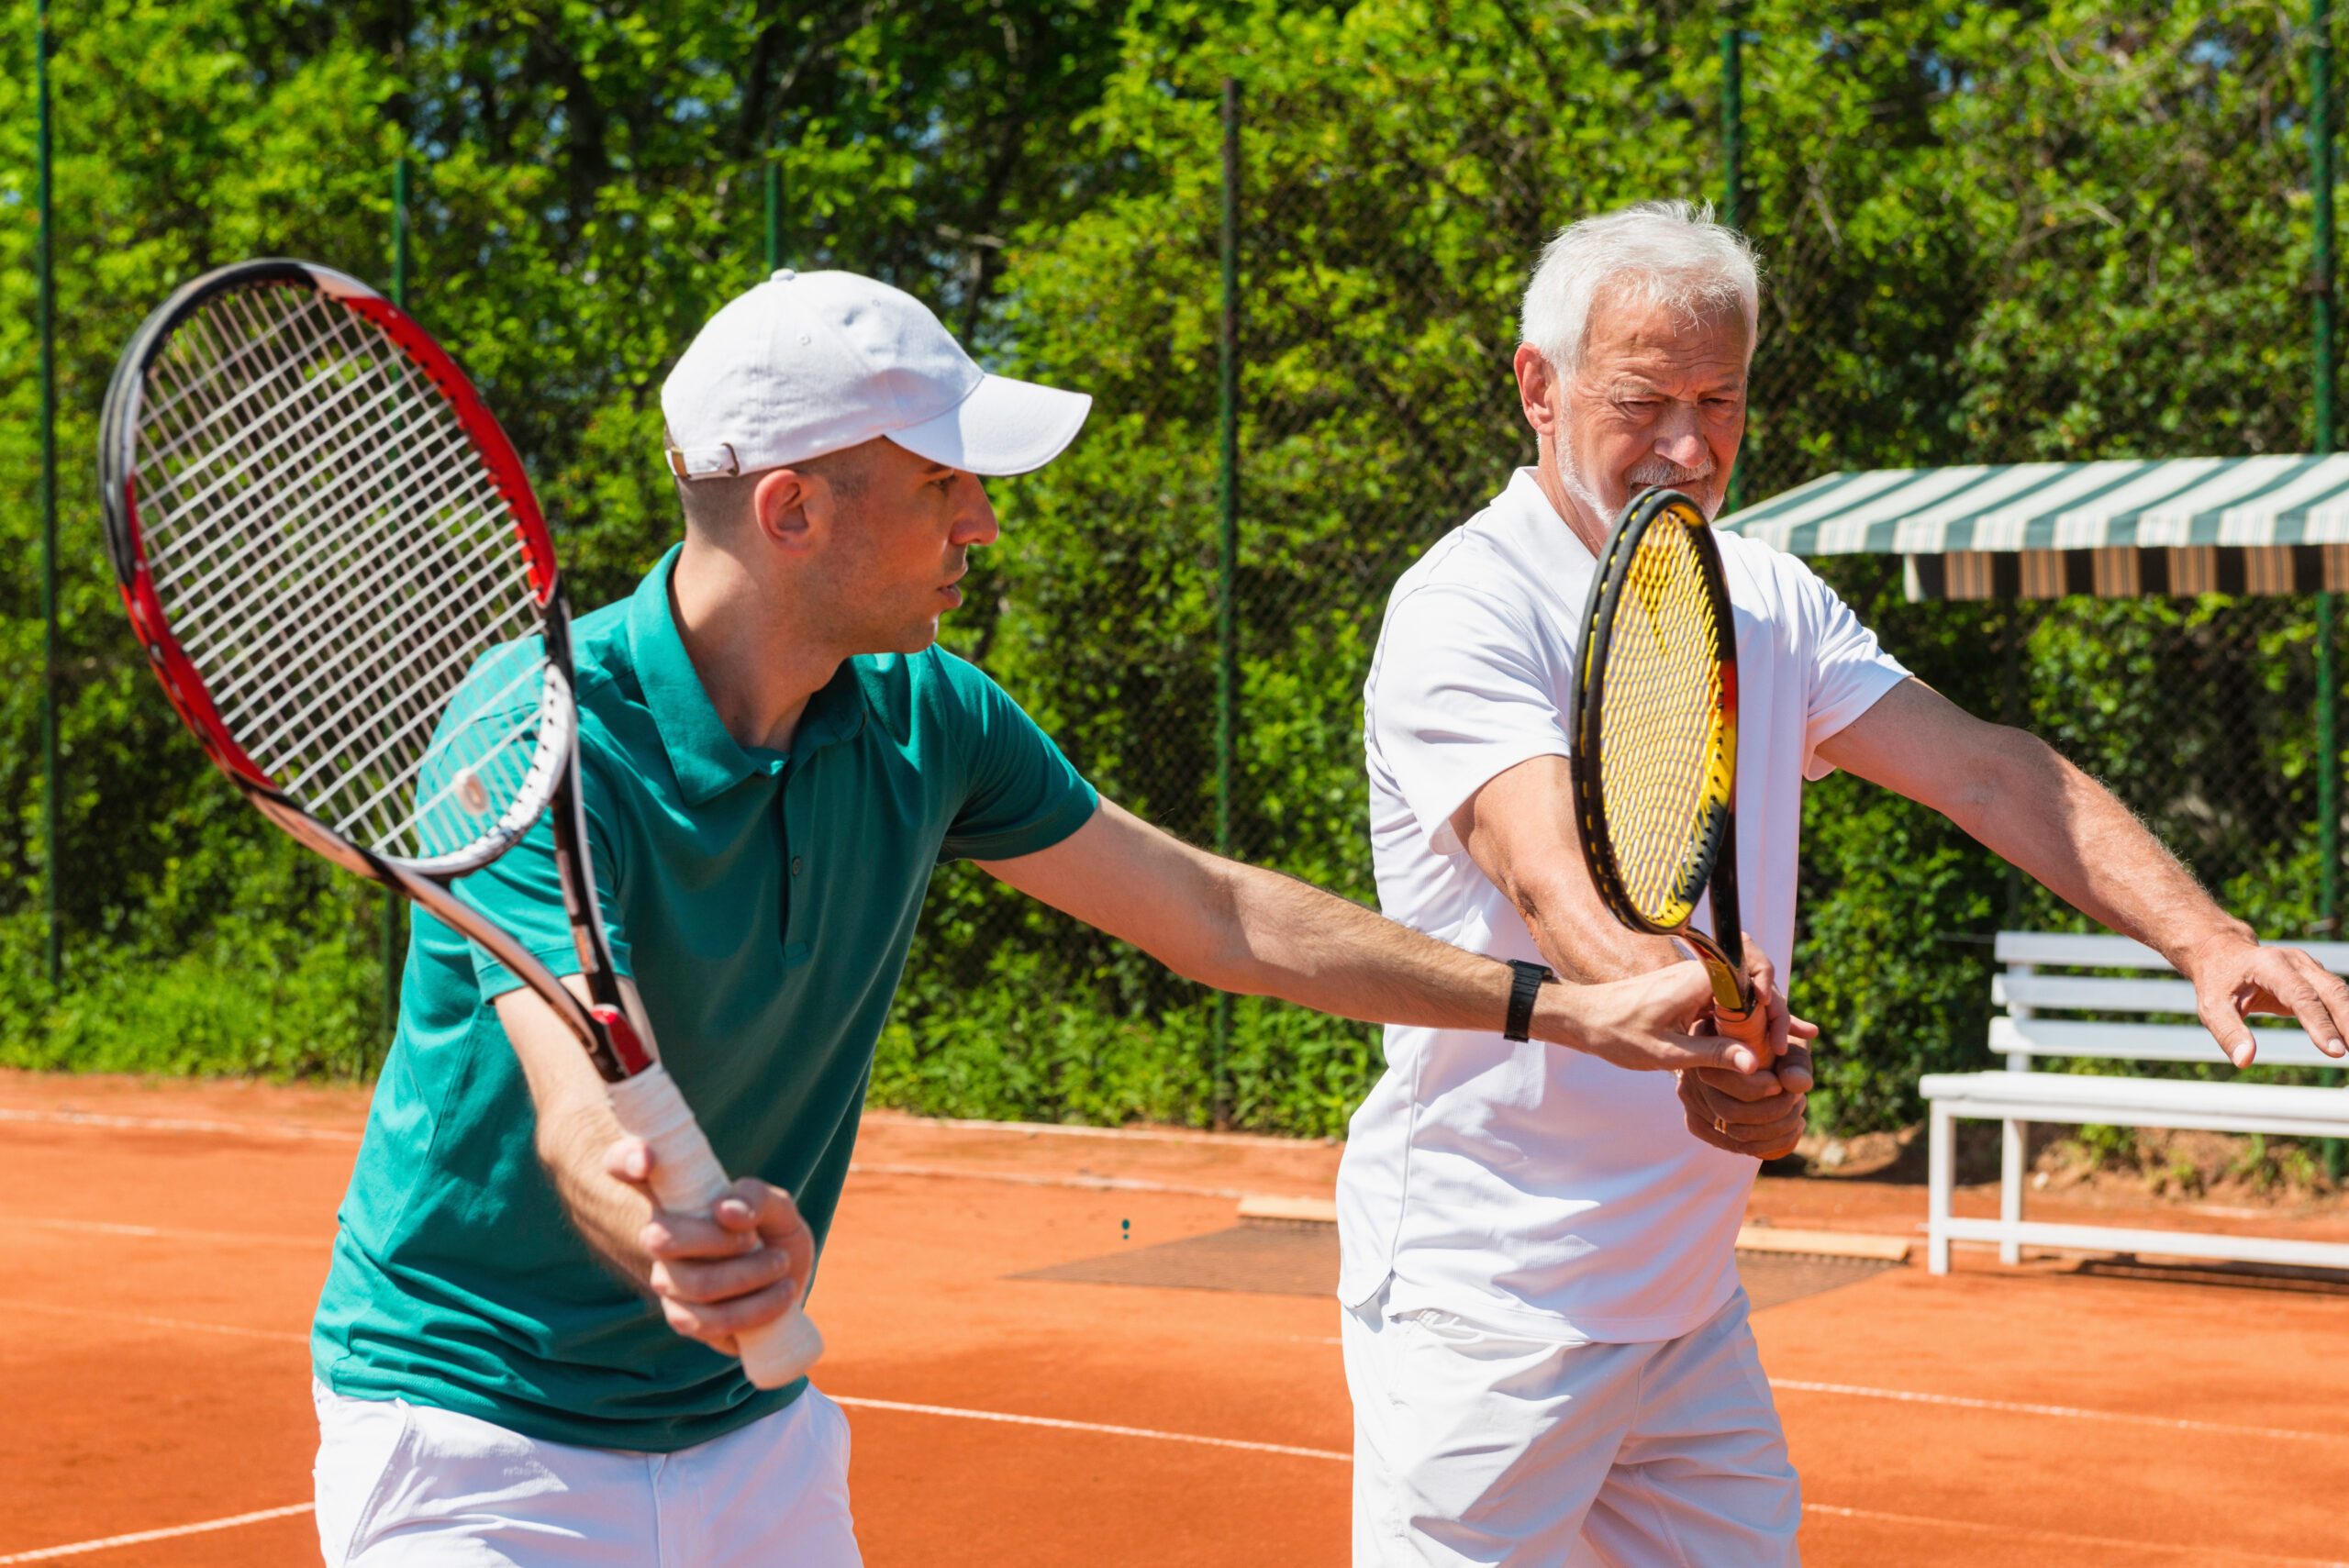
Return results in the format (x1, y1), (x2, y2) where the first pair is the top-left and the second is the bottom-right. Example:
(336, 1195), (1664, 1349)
(606, 1065), (826, 1390)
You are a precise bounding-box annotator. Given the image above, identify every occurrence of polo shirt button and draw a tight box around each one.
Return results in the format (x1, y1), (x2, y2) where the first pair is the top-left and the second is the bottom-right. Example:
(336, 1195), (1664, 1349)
(792, 856), (804, 876)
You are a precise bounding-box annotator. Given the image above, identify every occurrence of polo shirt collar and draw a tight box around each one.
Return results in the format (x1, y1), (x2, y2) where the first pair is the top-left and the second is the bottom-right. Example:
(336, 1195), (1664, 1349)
(1492, 466), (1599, 567)
(626, 545), (866, 806)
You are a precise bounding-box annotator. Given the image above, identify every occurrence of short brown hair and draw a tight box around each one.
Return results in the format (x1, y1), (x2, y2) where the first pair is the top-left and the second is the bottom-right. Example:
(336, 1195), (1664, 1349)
(667, 439), (873, 536)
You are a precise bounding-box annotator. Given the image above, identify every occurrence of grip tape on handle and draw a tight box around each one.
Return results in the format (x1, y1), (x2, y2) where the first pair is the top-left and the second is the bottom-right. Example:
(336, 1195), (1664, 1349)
(607, 1064), (825, 1389)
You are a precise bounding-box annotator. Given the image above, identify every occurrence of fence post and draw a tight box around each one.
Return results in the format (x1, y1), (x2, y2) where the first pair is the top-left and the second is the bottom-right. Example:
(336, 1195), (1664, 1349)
(381, 150), (414, 1060)
(1212, 77), (1241, 1129)
(37, 0), (60, 991)
(765, 156), (784, 272)
(2311, 0), (2343, 1178)
(1720, 3), (1746, 517)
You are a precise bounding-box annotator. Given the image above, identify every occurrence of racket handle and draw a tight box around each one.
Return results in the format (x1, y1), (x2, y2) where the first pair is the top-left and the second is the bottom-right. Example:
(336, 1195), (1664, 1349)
(606, 1062), (827, 1390)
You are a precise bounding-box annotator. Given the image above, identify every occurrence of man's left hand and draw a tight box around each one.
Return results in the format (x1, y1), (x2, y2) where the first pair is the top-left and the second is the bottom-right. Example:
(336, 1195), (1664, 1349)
(2181, 932), (2349, 1068)
(1679, 936), (1817, 1160)
(1678, 1031), (1813, 1161)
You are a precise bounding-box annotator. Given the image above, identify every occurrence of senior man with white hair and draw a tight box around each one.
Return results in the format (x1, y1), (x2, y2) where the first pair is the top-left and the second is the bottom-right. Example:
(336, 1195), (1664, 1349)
(1339, 200), (2349, 1565)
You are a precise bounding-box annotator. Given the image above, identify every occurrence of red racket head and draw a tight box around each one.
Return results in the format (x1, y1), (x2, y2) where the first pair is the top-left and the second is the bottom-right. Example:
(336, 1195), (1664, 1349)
(99, 259), (570, 877)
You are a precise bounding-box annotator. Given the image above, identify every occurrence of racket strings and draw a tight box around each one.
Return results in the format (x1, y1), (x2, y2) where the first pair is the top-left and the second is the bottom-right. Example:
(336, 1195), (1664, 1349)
(154, 297), (494, 665)
(1597, 520), (1728, 924)
(139, 290), (524, 747)
(129, 278), (547, 863)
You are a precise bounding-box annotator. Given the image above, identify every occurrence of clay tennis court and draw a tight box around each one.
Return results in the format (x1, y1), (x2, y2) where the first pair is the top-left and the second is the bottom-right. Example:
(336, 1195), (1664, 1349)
(4, 1070), (2345, 1567)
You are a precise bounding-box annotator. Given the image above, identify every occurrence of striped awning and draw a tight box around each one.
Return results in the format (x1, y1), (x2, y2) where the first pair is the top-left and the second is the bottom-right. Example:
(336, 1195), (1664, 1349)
(1719, 455), (2349, 600)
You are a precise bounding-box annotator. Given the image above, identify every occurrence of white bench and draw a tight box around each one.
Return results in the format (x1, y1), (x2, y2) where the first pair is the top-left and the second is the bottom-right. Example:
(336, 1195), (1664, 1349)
(1920, 930), (2349, 1275)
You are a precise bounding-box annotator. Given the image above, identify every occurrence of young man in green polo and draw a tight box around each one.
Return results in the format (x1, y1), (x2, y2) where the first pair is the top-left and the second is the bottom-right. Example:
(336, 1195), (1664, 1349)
(307, 268), (1791, 1566)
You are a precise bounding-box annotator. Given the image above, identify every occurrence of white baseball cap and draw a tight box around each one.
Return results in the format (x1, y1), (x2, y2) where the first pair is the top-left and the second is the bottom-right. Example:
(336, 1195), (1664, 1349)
(661, 268), (1092, 481)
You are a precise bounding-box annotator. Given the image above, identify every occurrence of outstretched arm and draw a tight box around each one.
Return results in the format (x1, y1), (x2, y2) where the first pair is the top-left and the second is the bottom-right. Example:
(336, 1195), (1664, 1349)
(977, 797), (1769, 1079)
(1817, 677), (2349, 1067)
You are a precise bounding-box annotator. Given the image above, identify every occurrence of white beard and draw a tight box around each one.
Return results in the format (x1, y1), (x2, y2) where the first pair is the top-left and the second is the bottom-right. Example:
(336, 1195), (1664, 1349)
(1560, 445), (1721, 524)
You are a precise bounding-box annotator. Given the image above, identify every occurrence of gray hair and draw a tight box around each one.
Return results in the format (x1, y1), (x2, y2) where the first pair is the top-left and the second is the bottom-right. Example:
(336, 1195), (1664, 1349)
(1519, 200), (1761, 374)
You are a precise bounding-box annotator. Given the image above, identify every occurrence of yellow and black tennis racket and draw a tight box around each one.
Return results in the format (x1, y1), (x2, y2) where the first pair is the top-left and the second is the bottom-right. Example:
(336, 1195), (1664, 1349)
(1568, 487), (1755, 1030)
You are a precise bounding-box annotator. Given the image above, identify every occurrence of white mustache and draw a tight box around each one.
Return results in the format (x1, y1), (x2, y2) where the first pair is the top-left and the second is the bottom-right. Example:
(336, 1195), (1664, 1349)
(1627, 462), (1717, 488)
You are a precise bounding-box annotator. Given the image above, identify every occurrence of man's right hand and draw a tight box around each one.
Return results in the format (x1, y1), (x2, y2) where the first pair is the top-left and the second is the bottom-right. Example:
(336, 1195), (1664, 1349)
(605, 1137), (815, 1359)
(1546, 959), (1773, 1075)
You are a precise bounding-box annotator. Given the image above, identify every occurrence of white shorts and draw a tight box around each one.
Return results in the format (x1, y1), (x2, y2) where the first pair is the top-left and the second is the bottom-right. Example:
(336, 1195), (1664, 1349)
(1341, 1285), (1799, 1567)
(311, 1380), (861, 1567)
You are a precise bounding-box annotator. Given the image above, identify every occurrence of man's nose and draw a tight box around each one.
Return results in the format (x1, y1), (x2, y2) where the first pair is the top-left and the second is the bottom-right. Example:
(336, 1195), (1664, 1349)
(956, 483), (1000, 547)
(1653, 411), (1708, 473)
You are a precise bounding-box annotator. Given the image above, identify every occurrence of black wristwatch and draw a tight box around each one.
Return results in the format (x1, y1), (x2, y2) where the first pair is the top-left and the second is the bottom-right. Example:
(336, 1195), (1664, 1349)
(1503, 960), (1554, 1042)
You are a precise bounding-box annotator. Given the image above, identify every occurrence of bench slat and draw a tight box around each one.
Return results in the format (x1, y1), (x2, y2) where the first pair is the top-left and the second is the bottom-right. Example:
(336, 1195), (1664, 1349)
(1987, 1016), (2343, 1068)
(1993, 973), (2204, 1013)
(1923, 1072), (2349, 1139)
(1994, 930), (2349, 972)
(1923, 1071), (2348, 1112)
(1932, 1217), (2349, 1271)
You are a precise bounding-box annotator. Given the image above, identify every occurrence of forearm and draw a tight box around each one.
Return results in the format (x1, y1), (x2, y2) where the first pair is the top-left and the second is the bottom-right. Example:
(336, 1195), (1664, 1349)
(985, 797), (1681, 1048)
(1510, 871), (1684, 984)
(494, 984), (661, 1291)
(532, 1088), (662, 1288)
(1187, 856), (1619, 1046)
(1960, 730), (2250, 967)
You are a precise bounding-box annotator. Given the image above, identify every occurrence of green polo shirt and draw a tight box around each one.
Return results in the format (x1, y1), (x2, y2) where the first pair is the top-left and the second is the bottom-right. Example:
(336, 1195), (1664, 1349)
(312, 544), (1097, 1451)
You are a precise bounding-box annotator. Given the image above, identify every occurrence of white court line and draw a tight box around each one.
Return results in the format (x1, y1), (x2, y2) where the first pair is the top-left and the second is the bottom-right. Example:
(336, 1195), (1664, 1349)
(4, 1495), (2332, 1567)
(0, 1104), (1321, 1155)
(0, 1216), (320, 1248)
(0, 1299), (309, 1345)
(0, 1384), (2332, 1563)
(832, 1395), (1349, 1461)
(4, 1296), (2325, 1450)
(0, 1504), (314, 1564)
(847, 1161), (1249, 1199)
(898, 1112), (1337, 1150)
(1802, 1502), (2349, 1566)
(1772, 1377), (2330, 1443)
(0, 1106), (362, 1142)
(0, 1109), (1252, 1201)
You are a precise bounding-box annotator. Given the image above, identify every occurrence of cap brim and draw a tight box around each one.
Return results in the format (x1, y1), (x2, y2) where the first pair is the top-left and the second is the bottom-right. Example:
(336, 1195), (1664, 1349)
(888, 373), (1091, 477)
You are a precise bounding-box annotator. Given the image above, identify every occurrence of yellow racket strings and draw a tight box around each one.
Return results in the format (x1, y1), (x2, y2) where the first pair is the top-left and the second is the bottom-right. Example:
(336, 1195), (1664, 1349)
(1597, 519), (1728, 928)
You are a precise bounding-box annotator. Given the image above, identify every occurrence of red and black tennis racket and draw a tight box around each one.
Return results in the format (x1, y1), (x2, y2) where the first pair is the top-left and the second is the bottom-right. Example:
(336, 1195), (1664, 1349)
(98, 258), (823, 1388)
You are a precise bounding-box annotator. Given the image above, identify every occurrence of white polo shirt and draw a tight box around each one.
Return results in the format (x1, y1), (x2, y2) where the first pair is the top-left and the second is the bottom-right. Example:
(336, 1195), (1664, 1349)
(1338, 467), (1909, 1342)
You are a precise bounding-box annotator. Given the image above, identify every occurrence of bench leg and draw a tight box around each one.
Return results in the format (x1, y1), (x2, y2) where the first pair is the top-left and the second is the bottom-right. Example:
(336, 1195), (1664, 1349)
(2000, 1117), (2026, 1266)
(1929, 1102), (1954, 1275)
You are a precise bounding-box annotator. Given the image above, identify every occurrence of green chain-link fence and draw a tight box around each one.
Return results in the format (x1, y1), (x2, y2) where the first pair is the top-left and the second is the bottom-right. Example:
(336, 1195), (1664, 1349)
(6, 1), (2343, 1142)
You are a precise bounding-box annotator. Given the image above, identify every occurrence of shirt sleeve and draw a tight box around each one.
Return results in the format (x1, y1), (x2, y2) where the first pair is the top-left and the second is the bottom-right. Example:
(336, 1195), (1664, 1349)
(447, 746), (633, 1004)
(1367, 581), (1572, 858)
(1786, 553), (1912, 781)
(936, 654), (1100, 862)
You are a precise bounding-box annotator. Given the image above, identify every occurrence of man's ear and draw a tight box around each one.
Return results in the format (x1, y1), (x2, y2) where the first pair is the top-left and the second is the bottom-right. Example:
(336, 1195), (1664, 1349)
(1513, 344), (1563, 441)
(753, 468), (818, 551)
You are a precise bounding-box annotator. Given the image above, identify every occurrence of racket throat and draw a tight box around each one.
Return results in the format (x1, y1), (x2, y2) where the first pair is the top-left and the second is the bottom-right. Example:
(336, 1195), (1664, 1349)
(1680, 928), (1753, 1015)
(589, 1003), (655, 1077)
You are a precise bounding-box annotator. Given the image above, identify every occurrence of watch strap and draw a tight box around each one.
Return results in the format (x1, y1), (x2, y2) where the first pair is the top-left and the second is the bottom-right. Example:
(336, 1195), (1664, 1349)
(1503, 959), (1553, 1042)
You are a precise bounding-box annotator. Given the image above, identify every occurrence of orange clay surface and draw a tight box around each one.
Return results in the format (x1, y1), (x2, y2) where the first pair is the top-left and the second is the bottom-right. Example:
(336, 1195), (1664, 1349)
(3, 1069), (2346, 1567)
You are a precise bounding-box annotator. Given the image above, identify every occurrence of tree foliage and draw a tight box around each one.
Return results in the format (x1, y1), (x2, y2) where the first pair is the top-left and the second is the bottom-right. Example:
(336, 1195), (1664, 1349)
(4, 0), (2335, 1136)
